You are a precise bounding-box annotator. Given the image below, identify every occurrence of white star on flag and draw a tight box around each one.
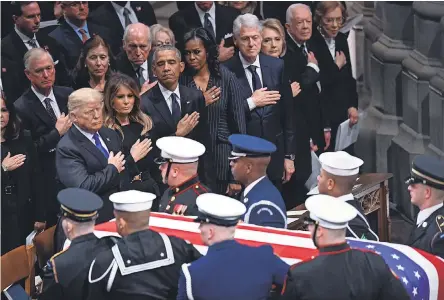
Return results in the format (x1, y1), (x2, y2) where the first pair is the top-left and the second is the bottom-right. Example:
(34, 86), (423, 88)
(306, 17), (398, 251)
(413, 287), (418, 296)
(402, 277), (409, 285)
(391, 254), (400, 260)
(414, 271), (421, 279)
(397, 265), (405, 271)
(366, 245), (375, 249)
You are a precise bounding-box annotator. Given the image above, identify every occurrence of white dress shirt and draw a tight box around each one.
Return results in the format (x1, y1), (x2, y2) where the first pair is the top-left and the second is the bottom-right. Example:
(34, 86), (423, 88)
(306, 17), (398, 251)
(74, 124), (109, 152)
(195, 2), (216, 34)
(243, 176), (266, 197)
(133, 60), (148, 83)
(111, 1), (139, 30)
(416, 203), (443, 227)
(159, 83), (181, 114)
(324, 37), (336, 59)
(31, 86), (61, 118)
(15, 26), (40, 50)
(239, 52), (263, 111)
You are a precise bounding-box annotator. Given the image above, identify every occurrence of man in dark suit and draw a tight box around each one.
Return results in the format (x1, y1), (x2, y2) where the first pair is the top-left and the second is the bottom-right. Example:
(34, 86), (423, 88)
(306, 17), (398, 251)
(406, 155), (444, 258)
(56, 88), (150, 223)
(89, 1), (157, 54)
(223, 13), (295, 192)
(1, 1), (70, 102)
(15, 48), (73, 227)
(115, 23), (156, 90)
(282, 3), (326, 209)
(48, 1), (113, 70)
(169, 1), (240, 61)
(141, 45), (207, 191)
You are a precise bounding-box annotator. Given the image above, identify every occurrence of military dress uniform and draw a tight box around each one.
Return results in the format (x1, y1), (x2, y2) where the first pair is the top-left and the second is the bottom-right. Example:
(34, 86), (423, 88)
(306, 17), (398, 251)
(281, 195), (409, 300)
(40, 188), (113, 300)
(317, 151), (379, 241)
(156, 136), (211, 216)
(229, 134), (287, 228)
(406, 155), (444, 258)
(177, 193), (289, 300)
(87, 190), (202, 300)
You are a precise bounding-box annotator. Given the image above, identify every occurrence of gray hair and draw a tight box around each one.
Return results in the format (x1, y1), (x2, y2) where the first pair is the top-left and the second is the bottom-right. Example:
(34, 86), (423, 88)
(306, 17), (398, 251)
(68, 88), (103, 114)
(233, 13), (262, 39)
(286, 3), (312, 24)
(152, 45), (181, 64)
(23, 48), (54, 70)
(150, 24), (176, 46)
(123, 23), (151, 45)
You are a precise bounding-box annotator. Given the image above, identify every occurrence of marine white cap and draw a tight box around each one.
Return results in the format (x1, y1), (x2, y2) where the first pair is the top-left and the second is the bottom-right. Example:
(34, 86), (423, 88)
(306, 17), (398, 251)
(156, 136), (205, 163)
(319, 151), (363, 176)
(305, 194), (357, 229)
(195, 193), (246, 226)
(109, 190), (156, 212)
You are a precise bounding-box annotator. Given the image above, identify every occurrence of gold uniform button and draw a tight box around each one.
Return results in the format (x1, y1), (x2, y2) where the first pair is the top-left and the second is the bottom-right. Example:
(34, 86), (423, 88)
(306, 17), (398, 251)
(195, 185), (199, 189)
(171, 196), (176, 201)
(166, 205), (170, 210)
(176, 188), (180, 193)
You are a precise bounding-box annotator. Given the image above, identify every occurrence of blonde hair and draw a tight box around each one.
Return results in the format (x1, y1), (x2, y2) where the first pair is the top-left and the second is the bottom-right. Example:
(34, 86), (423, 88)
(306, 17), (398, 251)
(103, 73), (153, 137)
(150, 24), (176, 47)
(261, 18), (287, 56)
(68, 88), (103, 114)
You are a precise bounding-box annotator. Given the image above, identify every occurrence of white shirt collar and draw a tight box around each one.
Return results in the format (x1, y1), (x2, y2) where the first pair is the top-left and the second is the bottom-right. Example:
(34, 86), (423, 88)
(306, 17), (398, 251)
(239, 52), (260, 70)
(74, 124), (95, 142)
(287, 30), (305, 48)
(158, 83), (181, 101)
(417, 202), (443, 226)
(133, 60), (148, 72)
(31, 86), (55, 104)
(244, 176), (266, 197)
(336, 193), (355, 202)
(111, 1), (133, 14)
(195, 2), (216, 22)
(14, 26), (37, 43)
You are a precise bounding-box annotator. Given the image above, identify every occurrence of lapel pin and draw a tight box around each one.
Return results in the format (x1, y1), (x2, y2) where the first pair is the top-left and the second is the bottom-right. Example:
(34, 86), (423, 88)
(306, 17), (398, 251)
(136, 6), (141, 11)
(244, 197), (248, 203)
(422, 222), (428, 228)
(106, 138), (110, 141)
(187, 101), (190, 104)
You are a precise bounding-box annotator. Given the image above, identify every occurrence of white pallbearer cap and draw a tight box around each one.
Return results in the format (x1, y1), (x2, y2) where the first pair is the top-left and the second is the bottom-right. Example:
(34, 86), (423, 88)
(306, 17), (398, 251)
(319, 151), (363, 176)
(156, 136), (205, 163)
(109, 190), (156, 212)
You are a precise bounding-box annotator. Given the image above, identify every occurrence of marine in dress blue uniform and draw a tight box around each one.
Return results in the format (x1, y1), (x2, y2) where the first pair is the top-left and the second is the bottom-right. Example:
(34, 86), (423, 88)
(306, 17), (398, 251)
(281, 195), (409, 300)
(405, 155), (444, 258)
(156, 136), (211, 216)
(177, 193), (289, 300)
(39, 188), (114, 300)
(228, 134), (287, 228)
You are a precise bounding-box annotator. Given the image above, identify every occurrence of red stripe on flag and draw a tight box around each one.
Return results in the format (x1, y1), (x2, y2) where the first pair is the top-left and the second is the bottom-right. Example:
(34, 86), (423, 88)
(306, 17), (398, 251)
(415, 249), (444, 299)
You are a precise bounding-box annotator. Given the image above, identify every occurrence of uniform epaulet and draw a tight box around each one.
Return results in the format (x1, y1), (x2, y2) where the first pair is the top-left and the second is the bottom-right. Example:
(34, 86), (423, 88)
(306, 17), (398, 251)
(49, 249), (67, 283)
(436, 215), (444, 233)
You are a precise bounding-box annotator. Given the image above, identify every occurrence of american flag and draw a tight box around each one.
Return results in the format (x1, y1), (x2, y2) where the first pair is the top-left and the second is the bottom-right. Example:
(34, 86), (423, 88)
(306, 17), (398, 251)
(93, 212), (444, 300)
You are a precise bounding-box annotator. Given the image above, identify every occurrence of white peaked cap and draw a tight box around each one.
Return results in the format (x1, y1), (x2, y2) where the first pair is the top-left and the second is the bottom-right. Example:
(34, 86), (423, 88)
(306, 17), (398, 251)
(305, 194), (357, 229)
(109, 190), (156, 212)
(156, 136), (205, 163)
(319, 151), (363, 176)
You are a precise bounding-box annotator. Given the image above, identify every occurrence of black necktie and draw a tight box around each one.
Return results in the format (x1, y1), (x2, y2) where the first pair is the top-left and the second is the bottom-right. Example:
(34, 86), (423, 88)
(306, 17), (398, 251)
(204, 13), (215, 40)
(248, 65), (262, 91)
(28, 39), (38, 48)
(170, 93), (181, 124)
(301, 44), (308, 60)
(43, 98), (57, 123)
(137, 67), (145, 86)
(123, 7), (132, 28)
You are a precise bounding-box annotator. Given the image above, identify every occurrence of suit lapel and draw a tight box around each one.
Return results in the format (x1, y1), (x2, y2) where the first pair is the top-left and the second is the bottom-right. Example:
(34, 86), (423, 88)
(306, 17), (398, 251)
(231, 55), (252, 95)
(179, 85), (192, 116)
(11, 31), (28, 62)
(214, 4), (224, 40)
(189, 7), (204, 28)
(53, 87), (68, 114)
(98, 128), (117, 153)
(60, 22), (83, 50)
(408, 225), (427, 245)
(25, 90), (56, 127)
(71, 126), (108, 166)
(151, 85), (176, 130)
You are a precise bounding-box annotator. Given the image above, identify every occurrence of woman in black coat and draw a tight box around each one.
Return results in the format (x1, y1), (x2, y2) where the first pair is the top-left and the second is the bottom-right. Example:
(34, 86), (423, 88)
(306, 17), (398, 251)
(311, 1), (359, 153)
(179, 27), (247, 195)
(1, 96), (45, 254)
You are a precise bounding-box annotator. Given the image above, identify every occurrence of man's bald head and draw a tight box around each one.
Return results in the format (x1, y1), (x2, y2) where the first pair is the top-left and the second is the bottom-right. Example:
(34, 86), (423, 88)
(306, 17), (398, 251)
(123, 23), (151, 43)
(123, 23), (151, 66)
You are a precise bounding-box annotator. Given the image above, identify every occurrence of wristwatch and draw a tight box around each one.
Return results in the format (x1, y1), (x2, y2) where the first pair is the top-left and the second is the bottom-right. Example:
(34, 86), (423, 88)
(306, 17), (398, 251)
(285, 154), (295, 161)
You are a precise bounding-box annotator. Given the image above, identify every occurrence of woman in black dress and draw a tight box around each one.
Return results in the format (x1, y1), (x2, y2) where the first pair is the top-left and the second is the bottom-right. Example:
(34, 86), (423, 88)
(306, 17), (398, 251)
(1, 96), (45, 254)
(71, 35), (116, 92)
(312, 1), (358, 153)
(180, 27), (247, 195)
(103, 74), (160, 202)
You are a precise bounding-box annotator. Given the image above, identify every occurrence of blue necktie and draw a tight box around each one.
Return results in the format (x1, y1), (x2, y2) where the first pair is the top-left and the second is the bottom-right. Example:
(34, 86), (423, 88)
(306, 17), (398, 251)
(92, 133), (109, 158)
(171, 93), (181, 124)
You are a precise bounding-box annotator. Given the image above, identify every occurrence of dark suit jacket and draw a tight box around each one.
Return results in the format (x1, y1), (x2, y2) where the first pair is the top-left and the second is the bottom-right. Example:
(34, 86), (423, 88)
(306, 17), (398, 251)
(311, 30), (358, 128)
(15, 86), (72, 225)
(0, 30), (70, 101)
(283, 34), (324, 181)
(56, 126), (138, 223)
(115, 51), (155, 88)
(223, 53), (294, 181)
(48, 20), (113, 70)
(168, 3), (240, 49)
(89, 1), (157, 54)
(180, 66), (246, 185)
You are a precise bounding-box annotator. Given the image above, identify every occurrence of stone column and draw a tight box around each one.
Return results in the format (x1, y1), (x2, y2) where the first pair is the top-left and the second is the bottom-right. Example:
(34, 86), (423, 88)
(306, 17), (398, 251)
(390, 2), (444, 219)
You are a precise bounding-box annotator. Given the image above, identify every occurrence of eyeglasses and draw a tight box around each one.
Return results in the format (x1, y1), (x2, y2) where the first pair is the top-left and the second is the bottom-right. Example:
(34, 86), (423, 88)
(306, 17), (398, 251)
(155, 41), (172, 47)
(66, 1), (88, 8)
(323, 17), (345, 25)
